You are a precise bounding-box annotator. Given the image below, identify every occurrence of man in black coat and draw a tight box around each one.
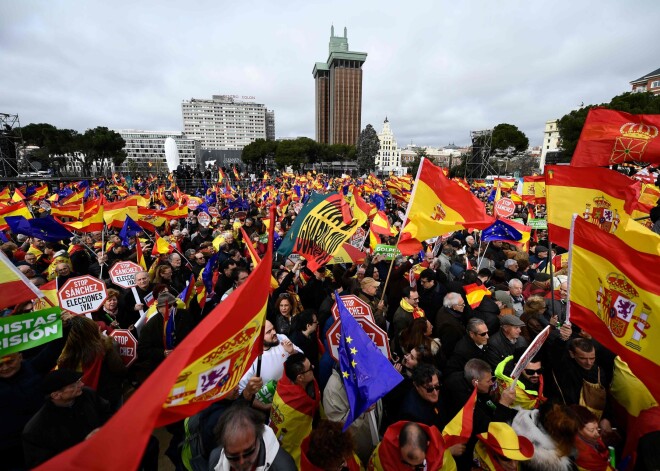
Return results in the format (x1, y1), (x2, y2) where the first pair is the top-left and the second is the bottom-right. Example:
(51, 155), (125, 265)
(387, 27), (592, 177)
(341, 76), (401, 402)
(433, 292), (466, 358)
(445, 318), (490, 376)
(417, 269), (446, 326)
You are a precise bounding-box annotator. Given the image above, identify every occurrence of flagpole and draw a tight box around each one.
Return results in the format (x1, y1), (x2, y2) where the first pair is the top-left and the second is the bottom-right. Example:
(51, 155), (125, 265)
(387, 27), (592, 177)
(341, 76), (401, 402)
(99, 227), (105, 279)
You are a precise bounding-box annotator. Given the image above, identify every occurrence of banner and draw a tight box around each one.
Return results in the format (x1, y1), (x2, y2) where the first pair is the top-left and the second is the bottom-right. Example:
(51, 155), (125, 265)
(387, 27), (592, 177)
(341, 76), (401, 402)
(0, 307), (62, 356)
(373, 244), (401, 260)
(527, 218), (547, 229)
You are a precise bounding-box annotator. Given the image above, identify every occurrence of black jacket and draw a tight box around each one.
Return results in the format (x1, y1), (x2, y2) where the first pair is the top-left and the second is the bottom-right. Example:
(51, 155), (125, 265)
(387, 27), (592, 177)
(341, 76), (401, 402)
(485, 330), (529, 369)
(445, 335), (489, 376)
(433, 307), (466, 358)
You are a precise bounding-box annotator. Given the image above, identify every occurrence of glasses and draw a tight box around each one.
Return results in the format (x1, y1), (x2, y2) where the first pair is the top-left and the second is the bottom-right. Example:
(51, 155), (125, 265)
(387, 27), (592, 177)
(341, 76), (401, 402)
(300, 364), (315, 375)
(524, 368), (543, 376)
(472, 331), (489, 337)
(423, 384), (441, 393)
(408, 297), (420, 303)
(225, 439), (258, 462)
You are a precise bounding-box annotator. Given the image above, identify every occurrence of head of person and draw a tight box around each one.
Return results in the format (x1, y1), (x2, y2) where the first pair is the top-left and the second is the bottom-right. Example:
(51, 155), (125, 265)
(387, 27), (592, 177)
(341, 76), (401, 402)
(18, 264), (36, 278)
(464, 358), (495, 394)
(500, 315), (525, 341)
(360, 277), (380, 296)
(504, 258), (519, 272)
(275, 293), (294, 318)
(402, 286), (419, 307)
(467, 318), (489, 346)
(305, 420), (355, 471)
(401, 317), (433, 353)
(24, 253), (37, 265)
(232, 268), (250, 288)
(508, 278), (523, 297)
(477, 268), (492, 284)
(411, 363), (441, 405)
(401, 345), (433, 371)
(0, 353), (22, 379)
(55, 262), (71, 277)
(294, 309), (318, 337)
(315, 266), (328, 280)
(263, 320), (279, 348)
(156, 292), (177, 315)
(169, 253), (182, 268)
(42, 370), (84, 407)
(194, 252), (207, 266)
(559, 281), (568, 301)
(535, 245), (549, 259)
(418, 269), (436, 290)
(476, 422), (534, 471)
(214, 403), (266, 471)
(523, 296), (546, 317)
(398, 422), (430, 469)
(221, 259), (237, 277)
(569, 338), (596, 371)
(356, 266), (366, 282)
(156, 264), (173, 282)
(135, 270), (150, 290)
(570, 405), (602, 444)
(104, 288), (120, 312)
(443, 292), (465, 313)
(466, 235), (476, 246)
(520, 355), (543, 386)
(284, 352), (314, 387)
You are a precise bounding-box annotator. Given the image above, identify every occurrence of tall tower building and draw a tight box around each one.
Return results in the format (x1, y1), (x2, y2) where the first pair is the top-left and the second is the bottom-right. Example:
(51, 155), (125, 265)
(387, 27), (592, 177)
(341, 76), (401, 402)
(376, 117), (401, 174)
(313, 26), (367, 145)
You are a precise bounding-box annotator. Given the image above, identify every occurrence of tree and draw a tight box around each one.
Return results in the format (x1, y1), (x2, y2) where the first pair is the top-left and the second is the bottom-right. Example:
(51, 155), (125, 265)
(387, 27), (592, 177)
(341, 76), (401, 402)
(19, 123), (79, 171)
(241, 139), (278, 172)
(558, 91), (660, 158)
(274, 138), (308, 170)
(77, 127), (126, 176)
(403, 147), (427, 176)
(356, 124), (380, 174)
(491, 123), (529, 154)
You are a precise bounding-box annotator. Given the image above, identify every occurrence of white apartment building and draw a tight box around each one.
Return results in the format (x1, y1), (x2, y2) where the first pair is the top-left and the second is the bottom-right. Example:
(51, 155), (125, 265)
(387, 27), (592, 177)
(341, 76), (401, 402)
(539, 119), (560, 171)
(376, 118), (402, 174)
(182, 95), (275, 150)
(116, 130), (200, 173)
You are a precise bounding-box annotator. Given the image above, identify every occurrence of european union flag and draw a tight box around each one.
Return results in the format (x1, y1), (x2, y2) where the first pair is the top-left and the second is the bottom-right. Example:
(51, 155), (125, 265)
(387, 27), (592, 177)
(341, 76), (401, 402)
(336, 292), (402, 431)
(119, 216), (143, 247)
(202, 252), (220, 293)
(481, 219), (523, 242)
(5, 216), (73, 243)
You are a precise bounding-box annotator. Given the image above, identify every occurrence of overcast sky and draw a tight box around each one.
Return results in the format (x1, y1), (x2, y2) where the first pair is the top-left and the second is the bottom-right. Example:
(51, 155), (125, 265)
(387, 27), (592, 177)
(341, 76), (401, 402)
(2, 0), (659, 147)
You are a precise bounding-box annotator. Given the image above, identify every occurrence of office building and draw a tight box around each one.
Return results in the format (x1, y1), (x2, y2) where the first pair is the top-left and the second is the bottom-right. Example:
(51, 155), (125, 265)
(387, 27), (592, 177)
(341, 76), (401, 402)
(313, 26), (367, 145)
(116, 130), (200, 172)
(181, 95), (275, 150)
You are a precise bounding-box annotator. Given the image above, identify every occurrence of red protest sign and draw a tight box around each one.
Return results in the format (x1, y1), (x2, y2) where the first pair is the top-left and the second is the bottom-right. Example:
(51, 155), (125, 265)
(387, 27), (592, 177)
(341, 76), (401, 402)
(109, 261), (142, 289)
(58, 275), (108, 315)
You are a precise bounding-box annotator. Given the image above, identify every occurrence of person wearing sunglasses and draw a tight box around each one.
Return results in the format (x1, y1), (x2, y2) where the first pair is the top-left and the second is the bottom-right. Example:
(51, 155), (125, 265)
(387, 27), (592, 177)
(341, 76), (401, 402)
(212, 403), (296, 471)
(494, 354), (546, 410)
(396, 364), (446, 431)
(445, 318), (490, 376)
(369, 421), (456, 470)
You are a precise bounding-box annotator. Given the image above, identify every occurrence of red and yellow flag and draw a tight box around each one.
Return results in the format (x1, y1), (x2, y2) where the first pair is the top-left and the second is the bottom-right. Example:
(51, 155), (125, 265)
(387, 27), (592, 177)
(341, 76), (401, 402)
(103, 200), (139, 228)
(464, 283), (491, 309)
(371, 210), (397, 237)
(0, 250), (44, 310)
(571, 108), (660, 167)
(0, 201), (33, 230)
(545, 165), (639, 249)
(442, 386), (478, 447)
(521, 176), (545, 204)
(35, 209), (275, 471)
(398, 158), (495, 255)
(568, 216), (660, 401)
(151, 233), (174, 256)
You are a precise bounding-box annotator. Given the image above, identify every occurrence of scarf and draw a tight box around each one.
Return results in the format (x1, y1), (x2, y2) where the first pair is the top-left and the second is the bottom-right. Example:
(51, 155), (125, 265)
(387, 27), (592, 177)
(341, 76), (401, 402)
(574, 435), (611, 471)
(399, 298), (425, 319)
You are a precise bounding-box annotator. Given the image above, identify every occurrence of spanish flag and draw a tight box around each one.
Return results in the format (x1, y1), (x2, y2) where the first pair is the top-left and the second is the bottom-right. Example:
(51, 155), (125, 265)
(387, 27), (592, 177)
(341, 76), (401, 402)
(464, 283), (491, 309)
(570, 108), (660, 167)
(371, 211), (397, 237)
(135, 240), (148, 270)
(240, 227), (278, 290)
(151, 233), (174, 256)
(398, 158), (495, 255)
(568, 216), (660, 401)
(0, 250), (44, 310)
(35, 208), (276, 471)
(545, 165), (639, 250)
(60, 200), (104, 233)
(28, 184), (49, 201)
(0, 201), (33, 230)
(270, 374), (321, 467)
(103, 200), (139, 228)
(0, 188), (10, 201)
(521, 176), (544, 203)
(50, 202), (82, 220)
(442, 385), (478, 446)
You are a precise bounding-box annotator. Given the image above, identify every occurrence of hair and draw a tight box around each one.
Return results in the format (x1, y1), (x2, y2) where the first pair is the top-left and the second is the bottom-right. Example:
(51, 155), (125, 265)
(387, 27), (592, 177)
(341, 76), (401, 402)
(57, 316), (109, 369)
(466, 317), (486, 334)
(105, 288), (120, 300)
(490, 269), (507, 284)
(411, 363), (439, 387)
(464, 358), (492, 383)
(153, 264), (173, 284)
(419, 269), (435, 283)
(400, 317), (432, 353)
(477, 268), (492, 279)
(214, 402), (265, 447)
(274, 293), (297, 316)
(305, 420), (354, 470)
(292, 309), (317, 333)
(508, 278), (523, 289)
(462, 270), (479, 285)
(568, 404), (599, 427)
(221, 258), (237, 270)
(168, 253), (181, 263)
(443, 292), (463, 309)
(539, 402), (581, 457)
(284, 352), (308, 382)
(232, 267), (250, 283)
(569, 338), (595, 354)
(504, 259), (518, 269)
(401, 285), (415, 299)
(399, 422), (429, 453)
(523, 295), (546, 316)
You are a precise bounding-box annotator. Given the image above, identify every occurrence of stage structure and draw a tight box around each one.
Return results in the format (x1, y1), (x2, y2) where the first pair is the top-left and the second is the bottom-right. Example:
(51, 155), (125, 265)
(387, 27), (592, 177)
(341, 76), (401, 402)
(465, 129), (496, 180)
(0, 113), (22, 177)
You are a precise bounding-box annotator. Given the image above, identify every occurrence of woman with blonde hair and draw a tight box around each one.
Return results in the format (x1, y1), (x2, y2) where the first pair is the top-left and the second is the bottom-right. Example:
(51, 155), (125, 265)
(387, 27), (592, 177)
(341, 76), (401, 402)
(57, 315), (127, 409)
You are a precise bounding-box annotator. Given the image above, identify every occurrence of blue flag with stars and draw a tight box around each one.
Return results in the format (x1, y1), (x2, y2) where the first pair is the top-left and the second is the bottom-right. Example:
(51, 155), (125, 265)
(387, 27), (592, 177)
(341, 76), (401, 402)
(6, 215), (73, 243)
(336, 291), (403, 431)
(119, 216), (143, 247)
(481, 219), (523, 242)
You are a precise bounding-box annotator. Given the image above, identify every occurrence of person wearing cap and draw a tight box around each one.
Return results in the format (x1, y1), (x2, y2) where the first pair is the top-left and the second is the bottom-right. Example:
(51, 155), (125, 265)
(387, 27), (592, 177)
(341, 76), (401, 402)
(357, 276), (387, 331)
(22, 370), (113, 468)
(485, 315), (529, 369)
(473, 422), (534, 471)
(135, 291), (196, 382)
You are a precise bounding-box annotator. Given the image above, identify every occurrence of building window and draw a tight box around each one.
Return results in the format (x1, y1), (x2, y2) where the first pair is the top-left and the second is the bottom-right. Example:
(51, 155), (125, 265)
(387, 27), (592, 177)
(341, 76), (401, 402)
(652, 80), (660, 88)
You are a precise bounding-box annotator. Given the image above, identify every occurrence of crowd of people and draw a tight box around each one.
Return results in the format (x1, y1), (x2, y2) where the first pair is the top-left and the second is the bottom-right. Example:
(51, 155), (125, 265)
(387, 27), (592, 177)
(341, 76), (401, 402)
(1, 171), (659, 471)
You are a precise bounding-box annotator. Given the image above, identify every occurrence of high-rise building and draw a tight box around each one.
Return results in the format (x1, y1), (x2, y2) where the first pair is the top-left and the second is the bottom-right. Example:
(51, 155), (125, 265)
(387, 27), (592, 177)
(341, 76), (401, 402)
(313, 26), (367, 145)
(539, 119), (560, 170)
(181, 95), (275, 150)
(376, 117), (401, 174)
(116, 130), (200, 172)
